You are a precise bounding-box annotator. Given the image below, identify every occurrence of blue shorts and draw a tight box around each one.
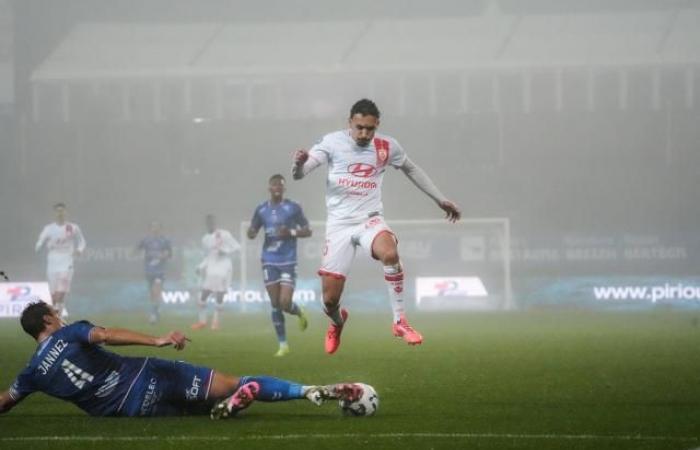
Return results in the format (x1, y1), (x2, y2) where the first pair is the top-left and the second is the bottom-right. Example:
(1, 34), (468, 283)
(121, 358), (215, 417)
(262, 264), (296, 287)
(145, 272), (165, 285)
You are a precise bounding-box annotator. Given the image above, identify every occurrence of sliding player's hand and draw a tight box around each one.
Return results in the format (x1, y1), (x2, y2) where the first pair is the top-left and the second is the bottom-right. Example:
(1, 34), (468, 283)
(276, 226), (291, 238)
(157, 331), (189, 350)
(439, 200), (461, 223)
(293, 149), (309, 166)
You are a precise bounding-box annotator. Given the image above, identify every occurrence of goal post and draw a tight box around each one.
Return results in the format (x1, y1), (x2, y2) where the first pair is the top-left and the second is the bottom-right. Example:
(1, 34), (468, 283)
(239, 217), (513, 311)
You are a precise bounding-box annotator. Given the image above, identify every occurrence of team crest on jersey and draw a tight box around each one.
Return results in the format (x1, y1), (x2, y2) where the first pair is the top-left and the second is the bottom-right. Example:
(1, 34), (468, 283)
(373, 138), (390, 167)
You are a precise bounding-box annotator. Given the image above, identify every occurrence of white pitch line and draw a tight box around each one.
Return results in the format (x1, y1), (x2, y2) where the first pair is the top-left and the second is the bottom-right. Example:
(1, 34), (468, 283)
(1, 433), (698, 443)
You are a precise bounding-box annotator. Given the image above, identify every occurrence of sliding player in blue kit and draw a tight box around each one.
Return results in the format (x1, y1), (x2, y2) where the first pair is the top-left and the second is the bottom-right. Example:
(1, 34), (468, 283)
(0, 301), (359, 419)
(248, 174), (312, 356)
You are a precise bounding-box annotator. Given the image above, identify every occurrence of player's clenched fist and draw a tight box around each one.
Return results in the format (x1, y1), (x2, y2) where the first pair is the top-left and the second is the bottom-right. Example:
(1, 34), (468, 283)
(293, 149), (309, 166)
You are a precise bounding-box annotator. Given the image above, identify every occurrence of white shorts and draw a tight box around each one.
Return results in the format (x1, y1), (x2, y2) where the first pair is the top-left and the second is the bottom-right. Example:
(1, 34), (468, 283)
(201, 263), (232, 293)
(48, 269), (74, 293)
(319, 215), (396, 279)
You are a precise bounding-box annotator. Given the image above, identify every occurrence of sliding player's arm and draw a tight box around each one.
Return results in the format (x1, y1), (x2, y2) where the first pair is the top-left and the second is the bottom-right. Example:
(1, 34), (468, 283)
(0, 390), (18, 415)
(399, 157), (461, 223)
(89, 326), (189, 351)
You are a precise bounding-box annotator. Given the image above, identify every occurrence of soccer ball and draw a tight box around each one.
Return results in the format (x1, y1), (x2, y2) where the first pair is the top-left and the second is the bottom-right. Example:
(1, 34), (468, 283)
(339, 383), (379, 417)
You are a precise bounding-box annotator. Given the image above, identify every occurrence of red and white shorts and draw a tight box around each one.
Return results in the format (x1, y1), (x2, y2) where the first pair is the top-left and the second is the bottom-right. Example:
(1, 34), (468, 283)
(48, 269), (74, 293)
(319, 215), (396, 280)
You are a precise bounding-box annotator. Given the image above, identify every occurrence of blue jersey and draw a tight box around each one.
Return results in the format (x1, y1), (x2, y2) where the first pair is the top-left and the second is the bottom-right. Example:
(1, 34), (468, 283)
(137, 236), (172, 275)
(9, 321), (147, 417)
(9, 322), (214, 417)
(250, 199), (309, 265)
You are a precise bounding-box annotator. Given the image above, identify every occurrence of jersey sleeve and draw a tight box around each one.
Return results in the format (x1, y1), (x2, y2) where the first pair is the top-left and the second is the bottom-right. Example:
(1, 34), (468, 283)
(62, 320), (97, 344)
(307, 136), (331, 167)
(389, 138), (408, 168)
(250, 205), (263, 231)
(293, 203), (310, 229)
(8, 367), (35, 402)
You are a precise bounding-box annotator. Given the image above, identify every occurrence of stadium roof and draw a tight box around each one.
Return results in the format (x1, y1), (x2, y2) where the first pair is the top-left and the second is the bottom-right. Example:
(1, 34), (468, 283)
(31, 10), (700, 82)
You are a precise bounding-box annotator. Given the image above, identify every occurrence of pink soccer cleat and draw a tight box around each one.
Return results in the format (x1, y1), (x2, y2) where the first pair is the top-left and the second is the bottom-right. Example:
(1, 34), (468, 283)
(392, 315), (423, 346)
(324, 308), (349, 354)
(210, 381), (260, 420)
(329, 383), (363, 402)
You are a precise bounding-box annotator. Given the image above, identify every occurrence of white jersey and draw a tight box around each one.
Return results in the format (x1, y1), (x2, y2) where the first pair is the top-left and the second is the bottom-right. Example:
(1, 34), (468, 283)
(35, 222), (87, 273)
(199, 229), (240, 274)
(307, 130), (407, 224)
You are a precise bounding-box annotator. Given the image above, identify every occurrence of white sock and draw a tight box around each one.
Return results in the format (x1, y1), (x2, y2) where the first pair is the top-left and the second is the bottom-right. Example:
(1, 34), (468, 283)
(383, 264), (405, 323)
(213, 305), (222, 323)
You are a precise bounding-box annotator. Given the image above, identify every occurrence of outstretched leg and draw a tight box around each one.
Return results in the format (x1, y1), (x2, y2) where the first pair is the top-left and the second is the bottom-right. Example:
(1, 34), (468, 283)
(371, 231), (423, 345)
(321, 275), (348, 354)
(208, 372), (327, 419)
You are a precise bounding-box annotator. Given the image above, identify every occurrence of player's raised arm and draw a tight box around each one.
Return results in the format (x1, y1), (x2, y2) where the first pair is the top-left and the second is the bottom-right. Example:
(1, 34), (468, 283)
(399, 157), (461, 223)
(291, 148), (326, 180)
(90, 327), (189, 351)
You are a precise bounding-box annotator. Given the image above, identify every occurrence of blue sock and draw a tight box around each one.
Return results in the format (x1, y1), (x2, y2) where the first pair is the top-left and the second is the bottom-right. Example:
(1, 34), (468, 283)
(271, 308), (286, 343)
(238, 376), (303, 401)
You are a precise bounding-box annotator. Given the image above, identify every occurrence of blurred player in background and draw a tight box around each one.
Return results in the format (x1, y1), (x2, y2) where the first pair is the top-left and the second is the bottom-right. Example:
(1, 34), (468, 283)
(292, 99), (461, 354)
(191, 214), (240, 331)
(0, 301), (362, 419)
(135, 221), (172, 324)
(248, 174), (312, 357)
(35, 203), (87, 318)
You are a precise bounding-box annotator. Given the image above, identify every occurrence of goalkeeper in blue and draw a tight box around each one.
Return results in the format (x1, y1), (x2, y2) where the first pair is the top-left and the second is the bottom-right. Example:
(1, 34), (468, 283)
(247, 174), (312, 357)
(0, 301), (351, 419)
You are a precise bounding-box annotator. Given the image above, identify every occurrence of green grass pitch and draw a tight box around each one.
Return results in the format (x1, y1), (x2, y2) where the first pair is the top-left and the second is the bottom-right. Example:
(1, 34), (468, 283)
(1, 310), (699, 450)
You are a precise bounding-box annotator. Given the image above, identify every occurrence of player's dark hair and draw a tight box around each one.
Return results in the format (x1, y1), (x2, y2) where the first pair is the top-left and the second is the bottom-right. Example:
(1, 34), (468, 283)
(20, 301), (54, 339)
(350, 99), (380, 119)
(269, 174), (285, 184)
(53, 202), (66, 209)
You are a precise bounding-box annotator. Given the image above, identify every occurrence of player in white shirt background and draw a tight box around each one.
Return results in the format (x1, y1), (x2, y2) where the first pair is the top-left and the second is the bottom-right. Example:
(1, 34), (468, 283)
(34, 202), (87, 318)
(191, 214), (240, 331)
(292, 99), (461, 354)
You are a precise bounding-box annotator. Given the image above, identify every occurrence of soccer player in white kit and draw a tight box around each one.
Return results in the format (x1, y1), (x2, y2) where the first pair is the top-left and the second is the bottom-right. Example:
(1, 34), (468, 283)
(292, 99), (461, 354)
(35, 203), (87, 318)
(191, 214), (240, 331)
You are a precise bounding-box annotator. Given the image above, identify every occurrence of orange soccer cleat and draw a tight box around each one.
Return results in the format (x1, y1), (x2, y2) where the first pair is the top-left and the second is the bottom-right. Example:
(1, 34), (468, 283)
(392, 315), (423, 346)
(324, 308), (349, 354)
